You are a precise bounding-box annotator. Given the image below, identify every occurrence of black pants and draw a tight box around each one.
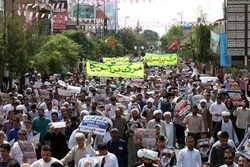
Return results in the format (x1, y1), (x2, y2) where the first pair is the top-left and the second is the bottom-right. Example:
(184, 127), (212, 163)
(238, 128), (245, 143)
(175, 124), (185, 147)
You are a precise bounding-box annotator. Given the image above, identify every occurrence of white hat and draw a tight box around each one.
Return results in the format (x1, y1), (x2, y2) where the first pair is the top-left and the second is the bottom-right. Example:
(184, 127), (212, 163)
(131, 108), (140, 114)
(16, 105), (27, 112)
(80, 110), (89, 116)
(75, 132), (85, 139)
(137, 149), (144, 158)
(221, 111), (230, 117)
(153, 110), (162, 116)
(140, 149), (158, 160)
(146, 98), (154, 104)
(200, 99), (207, 104)
(163, 111), (171, 117)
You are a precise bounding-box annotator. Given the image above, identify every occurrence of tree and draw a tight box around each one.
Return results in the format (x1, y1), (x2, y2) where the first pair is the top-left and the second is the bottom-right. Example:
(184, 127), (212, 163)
(35, 34), (80, 75)
(142, 29), (159, 46)
(160, 26), (182, 52)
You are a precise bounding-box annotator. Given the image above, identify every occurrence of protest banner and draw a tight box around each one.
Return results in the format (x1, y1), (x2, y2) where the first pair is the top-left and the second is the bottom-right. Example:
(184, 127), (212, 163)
(175, 99), (191, 116)
(39, 89), (50, 99)
(237, 129), (250, 160)
(144, 54), (178, 66)
(78, 156), (104, 167)
(197, 138), (210, 158)
(127, 121), (146, 135)
(86, 60), (144, 78)
(192, 95), (204, 106)
(58, 89), (72, 97)
(161, 146), (175, 166)
(0, 93), (10, 102)
(33, 81), (43, 89)
(103, 57), (130, 64)
(79, 115), (109, 135)
(18, 141), (36, 159)
(67, 85), (81, 94)
(133, 128), (156, 149)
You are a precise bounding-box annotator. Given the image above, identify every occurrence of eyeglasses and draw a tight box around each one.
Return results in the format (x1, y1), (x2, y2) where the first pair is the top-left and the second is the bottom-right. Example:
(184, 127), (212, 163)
(18, 133), (26, 136)
(224, 157), (233, 160)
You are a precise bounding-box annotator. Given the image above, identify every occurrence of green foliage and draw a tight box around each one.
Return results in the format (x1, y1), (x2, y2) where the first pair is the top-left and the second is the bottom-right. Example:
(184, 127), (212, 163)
(160, 26), (182, 52)
(142, 29), (159, 47)
(35, 34), (80, 75)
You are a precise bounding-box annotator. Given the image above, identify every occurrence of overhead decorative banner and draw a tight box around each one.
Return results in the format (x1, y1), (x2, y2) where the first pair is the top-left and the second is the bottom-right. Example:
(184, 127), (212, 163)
(86, 60), (144, 78)
(144, 54), (178, 66)
(102, 57), (130, 64)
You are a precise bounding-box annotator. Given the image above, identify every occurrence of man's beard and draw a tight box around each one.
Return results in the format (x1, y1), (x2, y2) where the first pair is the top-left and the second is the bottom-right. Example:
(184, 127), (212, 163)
(155, 118), (161, 122)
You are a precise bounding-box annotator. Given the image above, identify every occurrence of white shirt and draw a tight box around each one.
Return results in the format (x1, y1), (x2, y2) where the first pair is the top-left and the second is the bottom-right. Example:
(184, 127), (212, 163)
(10, 140), (37, 165)
(220, 163), (238, 167)
(209, 102), (227, 122)
(104, 152), (119, 167)
(165, 122), (174, 147)
(44, 109), (56, 121)
(30, 157), (62, 167)
(177, 147), (202, 167)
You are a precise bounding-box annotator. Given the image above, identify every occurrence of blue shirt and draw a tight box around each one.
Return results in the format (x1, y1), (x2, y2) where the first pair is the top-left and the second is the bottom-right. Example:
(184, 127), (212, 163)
(7, 127), (21, 142)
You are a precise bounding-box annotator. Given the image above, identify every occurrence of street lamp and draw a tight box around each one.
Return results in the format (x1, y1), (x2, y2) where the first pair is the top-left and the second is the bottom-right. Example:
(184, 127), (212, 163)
(177, 12), (183, 24)
(115, 8), (120, 34)
(125, 16), (129, 28)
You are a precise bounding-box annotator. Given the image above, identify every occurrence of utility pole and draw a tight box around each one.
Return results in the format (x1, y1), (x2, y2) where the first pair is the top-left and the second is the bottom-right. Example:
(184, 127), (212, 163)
(76, 0), (79, 26)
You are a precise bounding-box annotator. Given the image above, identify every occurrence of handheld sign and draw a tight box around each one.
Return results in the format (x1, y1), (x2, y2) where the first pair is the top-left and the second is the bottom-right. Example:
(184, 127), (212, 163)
(79, 116), (109, 135)
(175, 100), (190, 116)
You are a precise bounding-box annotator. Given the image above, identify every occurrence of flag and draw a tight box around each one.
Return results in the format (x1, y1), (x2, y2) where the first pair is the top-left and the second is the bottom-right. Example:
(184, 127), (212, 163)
(210, 30), (220, 53)
(220, 33), (232, 66)
(168, 39), (179, 51)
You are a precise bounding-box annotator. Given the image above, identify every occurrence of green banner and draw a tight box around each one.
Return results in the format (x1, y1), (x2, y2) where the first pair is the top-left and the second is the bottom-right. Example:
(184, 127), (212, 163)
(103, 57), (130, 64)
(86, 60), (144, 78)
(144, 54), (178, 66)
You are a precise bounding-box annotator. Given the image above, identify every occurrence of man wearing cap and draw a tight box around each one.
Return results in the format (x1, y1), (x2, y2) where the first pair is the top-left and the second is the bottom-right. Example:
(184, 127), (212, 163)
(163, 112), (176, 147)
(210, 111), (239, 146)
(107, 128), (128, 167)
(209, 96), (228, 128)
(147, 110), (166, 137)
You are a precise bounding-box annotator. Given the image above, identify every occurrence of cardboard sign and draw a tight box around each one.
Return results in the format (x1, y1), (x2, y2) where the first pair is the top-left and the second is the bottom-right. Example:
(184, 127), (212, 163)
(237, 129), (250, 160)
(39, 89), (50, 99)
(197, 138), (210, 157)
(78, 156), (104, 167)
(33, 82), (43, 89)
(175, 100), (190, 116)
(51, 122), (66, 129)
(131, 79), (143, 86)
(192, 95), (204, 106)
(19, 141), (36, 159)
(58, 89), (72, 97)
(117, 94), (132, 102)
(67, 85), (81, 94)
(52, 99), (59, 111)
(79, 116), (109, 135)
(133, 128), (156, 149)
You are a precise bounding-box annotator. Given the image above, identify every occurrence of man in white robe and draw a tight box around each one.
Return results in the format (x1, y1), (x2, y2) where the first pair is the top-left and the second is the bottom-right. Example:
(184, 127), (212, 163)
(163, 112), (176, 147)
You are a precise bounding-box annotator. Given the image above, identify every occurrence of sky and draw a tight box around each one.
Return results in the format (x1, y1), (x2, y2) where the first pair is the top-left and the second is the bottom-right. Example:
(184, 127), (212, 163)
(117, 0), (225, 36)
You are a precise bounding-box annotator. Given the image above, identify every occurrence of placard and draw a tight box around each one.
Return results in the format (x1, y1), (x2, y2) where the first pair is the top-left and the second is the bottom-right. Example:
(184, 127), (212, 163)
(192, 95), (204, 106)
(161, 146), (175, 166)
(197, 138), (210, 157)
(52, 99), (59, 111)
(51, 122), (66, 129)
(134, 128), (156, 149)
(18, 141), (36, 159)
(67, 85), (81, 94)
(79, 116), (109, 135)
(33, 82), (43, 89)
(175, 100), (191, 116)
(39, 89), (50, 99)
(237, 128), (250, 160)
(78, 156), (104, 167)
(127, 120), (146, 135)
(29, 133), (40, 147)
(58, 89), (72, 97)
(117, 94), (132, 102)
(131, 79), (143, 86)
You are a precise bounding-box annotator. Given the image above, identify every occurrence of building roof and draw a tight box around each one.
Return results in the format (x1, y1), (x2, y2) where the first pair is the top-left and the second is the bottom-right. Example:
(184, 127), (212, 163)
(96, 8), (109, 19)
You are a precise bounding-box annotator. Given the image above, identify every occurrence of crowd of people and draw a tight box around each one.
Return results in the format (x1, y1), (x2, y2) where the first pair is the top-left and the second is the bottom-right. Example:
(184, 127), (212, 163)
(0, 59), (250, 167)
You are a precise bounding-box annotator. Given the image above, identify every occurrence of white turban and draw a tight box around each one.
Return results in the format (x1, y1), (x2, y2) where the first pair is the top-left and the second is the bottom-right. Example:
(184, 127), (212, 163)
(153, 110), (162, 116)
(200, 99), (206, 104)
(222, 111), (230, 117)
(163, 111), (171, 117)
(131, 108), (140, 114)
